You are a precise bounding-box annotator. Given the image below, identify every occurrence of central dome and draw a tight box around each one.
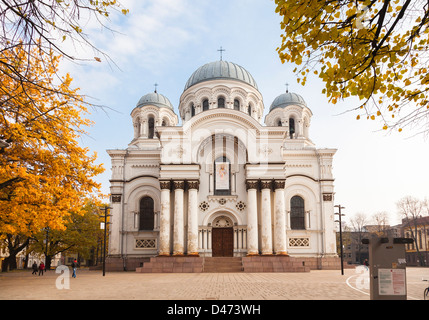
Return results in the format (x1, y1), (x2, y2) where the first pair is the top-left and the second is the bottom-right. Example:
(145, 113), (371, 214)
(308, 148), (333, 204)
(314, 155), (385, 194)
(184, 61), (258, 91)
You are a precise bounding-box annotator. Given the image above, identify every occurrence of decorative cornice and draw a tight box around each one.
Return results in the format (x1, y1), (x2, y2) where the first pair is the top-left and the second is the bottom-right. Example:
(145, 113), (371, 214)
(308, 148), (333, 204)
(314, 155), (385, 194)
(187, 180), (200, 191)
(173, 181), (185, 190)
(111, 194), (122, 203)
(159, 180), (171, 190)
(323, 193), (333, 202)
(274, 180), (286, 190)
(260, 180), (273, 190)
(246, 180), (259, 191)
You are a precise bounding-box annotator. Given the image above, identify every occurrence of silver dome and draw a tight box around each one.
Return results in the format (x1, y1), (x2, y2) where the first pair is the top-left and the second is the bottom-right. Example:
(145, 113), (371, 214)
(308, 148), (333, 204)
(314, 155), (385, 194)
(184, 61), (258, 91)
(136, 92), (174, 110)
(270, 92), (307, 111)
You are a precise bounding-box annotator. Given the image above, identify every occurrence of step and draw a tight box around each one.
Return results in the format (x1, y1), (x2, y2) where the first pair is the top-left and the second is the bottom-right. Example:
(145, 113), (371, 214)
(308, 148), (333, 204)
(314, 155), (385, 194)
(242, 256), (311, 273)
(203, 257), (243, 273)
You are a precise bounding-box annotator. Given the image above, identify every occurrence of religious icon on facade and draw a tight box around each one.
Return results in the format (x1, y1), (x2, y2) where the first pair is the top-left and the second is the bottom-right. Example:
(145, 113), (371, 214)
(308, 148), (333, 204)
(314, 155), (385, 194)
(215, 162), (229, 190)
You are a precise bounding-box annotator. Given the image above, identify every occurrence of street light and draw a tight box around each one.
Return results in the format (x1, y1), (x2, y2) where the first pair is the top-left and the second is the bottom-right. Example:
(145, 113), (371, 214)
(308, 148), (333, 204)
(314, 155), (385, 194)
(99, 206), (112, 277)
(334, 205), (345, 276)
(44, 227), (50, 270)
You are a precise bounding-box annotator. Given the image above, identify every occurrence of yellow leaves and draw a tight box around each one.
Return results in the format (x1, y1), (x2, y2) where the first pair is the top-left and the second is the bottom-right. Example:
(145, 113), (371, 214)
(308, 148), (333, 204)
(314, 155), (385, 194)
(72, 25), (83, 33)
(0, 45), (105, 236)
(275, 0), (429, 133)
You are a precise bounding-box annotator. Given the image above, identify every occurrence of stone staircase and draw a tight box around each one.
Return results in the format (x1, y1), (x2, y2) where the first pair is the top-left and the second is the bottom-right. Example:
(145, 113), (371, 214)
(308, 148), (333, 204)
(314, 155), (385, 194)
(203, 257), (243, 273)
(134, 255), (341, 273)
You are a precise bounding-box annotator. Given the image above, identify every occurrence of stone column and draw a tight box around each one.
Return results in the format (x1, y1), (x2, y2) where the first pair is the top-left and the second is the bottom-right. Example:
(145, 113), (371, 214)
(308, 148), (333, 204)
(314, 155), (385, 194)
(187, 180), (200, 256)
(274, 180), (288, 255)
(159, 181), (171, 256)
(173, 181), (185, 256)
(246, 180), (259, 256)
(260, 180), (273, 255)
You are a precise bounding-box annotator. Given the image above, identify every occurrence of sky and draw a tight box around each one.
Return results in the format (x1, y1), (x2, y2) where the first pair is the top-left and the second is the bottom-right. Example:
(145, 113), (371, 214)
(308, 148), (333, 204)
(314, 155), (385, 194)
(61, 0), (429, 226)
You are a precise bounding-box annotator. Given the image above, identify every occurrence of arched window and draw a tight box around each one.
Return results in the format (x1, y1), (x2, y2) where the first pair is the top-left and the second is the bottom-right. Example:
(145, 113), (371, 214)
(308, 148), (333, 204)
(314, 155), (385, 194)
(135, 118), (141, 138)
(214, 156), (231, 196)
(247, 105), (252, 116)
(218, 97), (225, 108)
(277, 119), (282, 127)
(139, 197), (154, 231)
(290, 196), (305, 230)
(234, 99), (240, 111)
(148, 117), (155, 139)
(203, 99), (209, 111)
(289, 118), (295, 139)
(191, 103), (195, 117)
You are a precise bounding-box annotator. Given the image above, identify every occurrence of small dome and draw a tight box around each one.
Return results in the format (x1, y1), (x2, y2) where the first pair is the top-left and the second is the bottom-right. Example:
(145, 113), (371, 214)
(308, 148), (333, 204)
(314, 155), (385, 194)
(184, 61), (258, 91)
(270, 92), (307, 111)
(137, 92), (174, 110)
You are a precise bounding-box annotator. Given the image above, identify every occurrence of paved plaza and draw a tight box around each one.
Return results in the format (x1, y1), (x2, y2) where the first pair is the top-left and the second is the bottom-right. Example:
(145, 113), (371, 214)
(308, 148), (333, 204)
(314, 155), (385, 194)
(0, 267), (428, 301)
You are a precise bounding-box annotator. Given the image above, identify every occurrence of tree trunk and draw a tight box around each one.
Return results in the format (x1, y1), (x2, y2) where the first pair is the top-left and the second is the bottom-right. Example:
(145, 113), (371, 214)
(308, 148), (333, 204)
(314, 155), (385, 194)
(1, 255), (17, 272)
(45, 255), (53, 270)
(2, 235), (30, 272)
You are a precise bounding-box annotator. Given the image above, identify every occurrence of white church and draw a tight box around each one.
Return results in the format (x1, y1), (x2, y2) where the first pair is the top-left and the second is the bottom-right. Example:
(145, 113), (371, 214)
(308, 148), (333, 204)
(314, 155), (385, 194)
(106, 59), (341, 272)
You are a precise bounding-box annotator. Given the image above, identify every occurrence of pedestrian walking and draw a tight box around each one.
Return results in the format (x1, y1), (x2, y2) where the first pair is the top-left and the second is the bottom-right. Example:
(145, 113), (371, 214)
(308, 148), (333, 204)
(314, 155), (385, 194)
(31, 262), (38, 275)
(38, 262), (45, 276)
(71, 259), (78, 278)
(363, 259), (369, 270)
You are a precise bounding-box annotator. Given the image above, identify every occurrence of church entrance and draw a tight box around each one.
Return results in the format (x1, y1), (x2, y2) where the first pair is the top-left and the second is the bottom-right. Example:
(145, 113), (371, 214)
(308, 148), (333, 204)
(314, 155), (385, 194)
(212, 227), (234, 257)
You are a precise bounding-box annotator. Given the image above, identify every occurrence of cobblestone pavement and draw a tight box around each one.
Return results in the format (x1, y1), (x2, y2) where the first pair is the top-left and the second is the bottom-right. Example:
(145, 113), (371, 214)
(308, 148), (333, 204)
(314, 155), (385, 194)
(0, 267), (427, 300)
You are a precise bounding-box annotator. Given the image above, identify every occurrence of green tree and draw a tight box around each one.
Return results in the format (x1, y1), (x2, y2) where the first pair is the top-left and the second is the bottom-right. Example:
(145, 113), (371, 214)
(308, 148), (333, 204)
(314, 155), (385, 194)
(30, 199), (105, 270)
(275, 0), (429, 133)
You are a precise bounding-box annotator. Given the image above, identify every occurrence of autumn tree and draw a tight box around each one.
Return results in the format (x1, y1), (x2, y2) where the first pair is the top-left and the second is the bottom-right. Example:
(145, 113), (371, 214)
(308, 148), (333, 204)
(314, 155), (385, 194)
(275, 0), (429, 134)
(0, 45), (104, 271)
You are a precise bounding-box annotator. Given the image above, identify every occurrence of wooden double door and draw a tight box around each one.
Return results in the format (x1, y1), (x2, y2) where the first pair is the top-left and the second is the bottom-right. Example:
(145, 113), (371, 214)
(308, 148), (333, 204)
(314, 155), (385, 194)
(212, 227), (234, 257)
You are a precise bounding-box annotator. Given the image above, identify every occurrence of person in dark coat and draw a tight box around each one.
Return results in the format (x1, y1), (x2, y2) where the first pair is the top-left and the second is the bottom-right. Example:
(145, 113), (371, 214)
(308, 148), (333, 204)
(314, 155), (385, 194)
(32, 262), (38, 275)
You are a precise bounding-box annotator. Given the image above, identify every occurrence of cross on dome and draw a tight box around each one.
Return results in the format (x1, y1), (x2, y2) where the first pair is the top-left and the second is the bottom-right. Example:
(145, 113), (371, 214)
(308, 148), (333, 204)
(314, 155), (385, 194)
(217, 46), (226, 61)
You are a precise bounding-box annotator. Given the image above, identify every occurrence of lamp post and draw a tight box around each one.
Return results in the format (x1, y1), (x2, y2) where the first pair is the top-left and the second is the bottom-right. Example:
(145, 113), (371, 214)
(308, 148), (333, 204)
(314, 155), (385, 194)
(334, 205), (345, 275)
(99, 206), (112, 277)
(44, 227), (50, 269)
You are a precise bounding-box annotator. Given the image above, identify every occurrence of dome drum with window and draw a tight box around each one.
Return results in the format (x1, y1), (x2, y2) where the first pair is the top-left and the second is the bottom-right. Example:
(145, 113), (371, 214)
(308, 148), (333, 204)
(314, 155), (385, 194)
(179, 61), (264, 123)
(265, 91), (313, 140)
(131, 92), (178, 140)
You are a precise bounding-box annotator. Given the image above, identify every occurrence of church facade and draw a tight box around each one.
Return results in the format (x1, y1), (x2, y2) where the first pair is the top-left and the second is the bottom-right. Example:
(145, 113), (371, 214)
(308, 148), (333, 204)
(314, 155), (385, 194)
(107, 60), (339, 271)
